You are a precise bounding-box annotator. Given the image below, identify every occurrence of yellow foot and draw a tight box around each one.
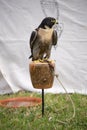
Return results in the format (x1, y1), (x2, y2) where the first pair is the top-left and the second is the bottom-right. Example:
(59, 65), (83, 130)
(39, 59), (44, 63)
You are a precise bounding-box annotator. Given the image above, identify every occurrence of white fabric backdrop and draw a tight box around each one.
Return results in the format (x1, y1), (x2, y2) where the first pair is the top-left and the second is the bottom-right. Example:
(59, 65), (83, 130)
(0, 0), (87, 94)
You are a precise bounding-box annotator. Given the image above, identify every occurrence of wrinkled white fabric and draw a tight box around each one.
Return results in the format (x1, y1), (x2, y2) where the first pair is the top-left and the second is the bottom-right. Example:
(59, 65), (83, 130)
(0, 0), (87, 94)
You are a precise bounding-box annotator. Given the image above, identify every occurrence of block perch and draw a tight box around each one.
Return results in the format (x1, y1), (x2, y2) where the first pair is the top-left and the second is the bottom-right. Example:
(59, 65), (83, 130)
(29, 60), (55, 89)
(29, 60), (55, 116)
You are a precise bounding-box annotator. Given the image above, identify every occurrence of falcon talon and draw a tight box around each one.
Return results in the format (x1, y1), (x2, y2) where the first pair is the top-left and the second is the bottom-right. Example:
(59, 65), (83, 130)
(43, 59), (51, 63)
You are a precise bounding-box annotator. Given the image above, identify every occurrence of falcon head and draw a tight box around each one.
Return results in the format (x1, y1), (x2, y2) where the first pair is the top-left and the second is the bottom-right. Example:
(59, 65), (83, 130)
(38, 17), (58, 29)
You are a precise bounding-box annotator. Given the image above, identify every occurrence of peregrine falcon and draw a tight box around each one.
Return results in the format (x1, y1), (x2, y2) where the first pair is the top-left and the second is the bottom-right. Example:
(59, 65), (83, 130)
(29, 17), (58, 61)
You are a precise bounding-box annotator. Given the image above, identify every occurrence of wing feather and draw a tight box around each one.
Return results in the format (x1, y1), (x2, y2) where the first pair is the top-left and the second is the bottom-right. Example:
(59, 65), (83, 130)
(52, 30), (58, 46)
(29, 30), (37, 59)
(29, 30), (37, 49)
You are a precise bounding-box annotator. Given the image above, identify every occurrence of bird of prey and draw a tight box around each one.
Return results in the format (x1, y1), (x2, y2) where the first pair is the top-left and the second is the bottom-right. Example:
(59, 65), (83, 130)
(29, 17), (58, 61)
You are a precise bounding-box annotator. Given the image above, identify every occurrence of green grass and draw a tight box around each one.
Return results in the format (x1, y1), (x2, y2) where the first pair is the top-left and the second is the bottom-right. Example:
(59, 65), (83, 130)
(0, 91), (87, 130)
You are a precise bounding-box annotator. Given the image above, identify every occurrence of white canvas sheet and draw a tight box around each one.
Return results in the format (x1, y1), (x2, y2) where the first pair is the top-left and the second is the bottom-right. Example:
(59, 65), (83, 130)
(0, 0), (87, 94)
